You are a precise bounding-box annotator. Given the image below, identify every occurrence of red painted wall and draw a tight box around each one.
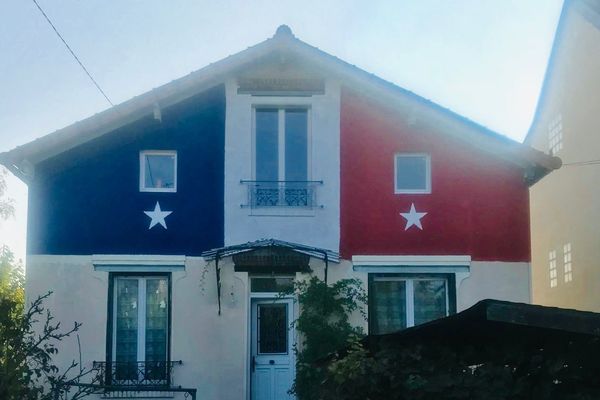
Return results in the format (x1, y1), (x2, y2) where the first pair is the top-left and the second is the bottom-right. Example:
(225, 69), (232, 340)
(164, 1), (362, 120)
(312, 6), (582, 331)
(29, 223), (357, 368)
(340, 89), (531, 262)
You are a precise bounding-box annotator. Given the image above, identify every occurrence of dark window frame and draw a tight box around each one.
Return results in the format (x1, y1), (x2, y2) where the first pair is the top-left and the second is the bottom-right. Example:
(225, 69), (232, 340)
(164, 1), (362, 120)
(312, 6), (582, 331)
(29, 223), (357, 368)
(368, 273), (457, 335)
(105, 272), (172, 366)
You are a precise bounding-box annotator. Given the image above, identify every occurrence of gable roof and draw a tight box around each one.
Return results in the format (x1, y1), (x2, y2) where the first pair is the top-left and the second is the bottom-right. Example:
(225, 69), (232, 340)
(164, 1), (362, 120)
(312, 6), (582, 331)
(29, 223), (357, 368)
(1, 25), (560, 183)
(525, 0), (600, 144)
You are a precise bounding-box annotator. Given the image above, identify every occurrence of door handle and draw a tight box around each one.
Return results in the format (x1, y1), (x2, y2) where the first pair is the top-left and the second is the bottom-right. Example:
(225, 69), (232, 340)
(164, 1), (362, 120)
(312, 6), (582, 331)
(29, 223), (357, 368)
(251, 356), (256, 373)
(269, 360), (275, 365)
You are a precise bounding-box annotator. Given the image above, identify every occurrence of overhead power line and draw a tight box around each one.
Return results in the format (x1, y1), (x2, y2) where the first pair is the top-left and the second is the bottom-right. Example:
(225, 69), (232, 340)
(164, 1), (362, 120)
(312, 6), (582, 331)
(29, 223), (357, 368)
(563, 159), (600, 167)
(31, 0), (113, 106)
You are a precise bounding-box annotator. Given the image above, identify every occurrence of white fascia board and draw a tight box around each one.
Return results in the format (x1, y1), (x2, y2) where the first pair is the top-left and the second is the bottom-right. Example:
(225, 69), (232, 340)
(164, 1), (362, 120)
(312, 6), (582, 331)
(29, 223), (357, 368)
(92, 254), (186, 272)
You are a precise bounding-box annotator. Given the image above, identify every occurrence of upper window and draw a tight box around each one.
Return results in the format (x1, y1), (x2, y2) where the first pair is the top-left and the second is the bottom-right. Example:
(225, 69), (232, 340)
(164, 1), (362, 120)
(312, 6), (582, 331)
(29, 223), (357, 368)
(549, 250), (558, 288)
(140, 151), (177, 192)
(394, 154), (431, 194)
(255, 107), (309, 182)
(369, 274), (451, 334)
(248, 107), (317, 209)
(548, 114), (563, 155)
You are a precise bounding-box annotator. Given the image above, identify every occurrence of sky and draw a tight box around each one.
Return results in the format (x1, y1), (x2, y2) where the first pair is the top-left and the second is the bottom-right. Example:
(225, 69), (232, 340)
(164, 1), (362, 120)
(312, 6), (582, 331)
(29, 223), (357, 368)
(0, 0), (563, 261)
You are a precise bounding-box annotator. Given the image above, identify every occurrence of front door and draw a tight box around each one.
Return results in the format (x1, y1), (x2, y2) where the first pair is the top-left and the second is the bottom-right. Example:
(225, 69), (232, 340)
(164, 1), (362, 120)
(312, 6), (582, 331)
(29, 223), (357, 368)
(251, 298), (294, 400)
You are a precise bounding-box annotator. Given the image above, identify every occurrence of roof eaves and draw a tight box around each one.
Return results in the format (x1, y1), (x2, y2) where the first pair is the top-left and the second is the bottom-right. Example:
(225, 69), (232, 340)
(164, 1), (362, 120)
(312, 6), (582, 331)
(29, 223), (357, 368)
(0, 34), (287, 175)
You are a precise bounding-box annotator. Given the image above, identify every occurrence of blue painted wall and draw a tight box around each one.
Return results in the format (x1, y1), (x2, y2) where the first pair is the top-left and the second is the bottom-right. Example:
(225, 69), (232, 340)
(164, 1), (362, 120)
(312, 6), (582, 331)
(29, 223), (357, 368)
(28, 85), (225, 255)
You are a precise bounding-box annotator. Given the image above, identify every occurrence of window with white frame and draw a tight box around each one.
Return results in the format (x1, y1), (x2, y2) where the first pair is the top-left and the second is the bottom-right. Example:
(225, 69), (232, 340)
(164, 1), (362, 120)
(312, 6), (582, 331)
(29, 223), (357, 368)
(548, 114), (563, 155)
(140, 151), (177, 192)
(369, 275), (450, 334)
(111, 275), (169, 381)
(394, 154), (431, 194)
(549, 250), (558, 288)
(255, 107), (309, 182)
(248, 107), (317, 208)
(563, 243), (572, 283)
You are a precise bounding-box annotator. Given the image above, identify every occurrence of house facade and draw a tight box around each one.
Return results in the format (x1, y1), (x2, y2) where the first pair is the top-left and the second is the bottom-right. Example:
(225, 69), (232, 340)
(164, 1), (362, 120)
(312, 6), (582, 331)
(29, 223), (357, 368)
(526, 0), (600, 312)
(1, 26), (559, 400)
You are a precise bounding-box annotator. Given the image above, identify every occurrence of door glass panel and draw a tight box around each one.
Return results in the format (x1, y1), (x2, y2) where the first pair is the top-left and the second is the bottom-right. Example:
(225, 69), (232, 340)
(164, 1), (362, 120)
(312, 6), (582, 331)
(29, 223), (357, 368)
(256, 109), (279, 181)
(413, 279), (447, 326)
(372, 280), (406, 334)
(258, 304), (288, 354)
(284, 109), (308, 182)
(115, 279), (139, 380)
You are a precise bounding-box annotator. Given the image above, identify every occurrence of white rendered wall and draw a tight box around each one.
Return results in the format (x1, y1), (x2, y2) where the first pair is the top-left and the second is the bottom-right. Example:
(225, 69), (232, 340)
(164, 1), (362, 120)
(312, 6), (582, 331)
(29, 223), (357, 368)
(25, 255), (529, 399)
(456, 261), (531, 311)
(224, 78), (341, 251)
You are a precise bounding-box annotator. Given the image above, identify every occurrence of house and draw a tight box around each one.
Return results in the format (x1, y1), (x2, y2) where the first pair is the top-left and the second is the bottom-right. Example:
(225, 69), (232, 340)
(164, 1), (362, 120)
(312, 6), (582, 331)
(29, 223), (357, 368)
(0, 25), (559, 400)
(526, 0), (600, 312)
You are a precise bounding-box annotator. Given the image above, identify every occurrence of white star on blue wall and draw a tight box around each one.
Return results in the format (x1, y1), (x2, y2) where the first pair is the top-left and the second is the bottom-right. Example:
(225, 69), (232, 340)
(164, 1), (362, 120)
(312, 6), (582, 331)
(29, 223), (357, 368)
(144, 202), (172, 229)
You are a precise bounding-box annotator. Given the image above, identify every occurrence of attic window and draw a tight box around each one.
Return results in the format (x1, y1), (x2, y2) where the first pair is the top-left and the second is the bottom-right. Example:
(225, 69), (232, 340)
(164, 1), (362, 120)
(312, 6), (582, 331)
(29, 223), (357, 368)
(548, 114), (563, 155)
(394, 154), (431, 194)
(140, 151), (177, 192)
(563, 243), (572, 283)
(549, 250), (557, 288)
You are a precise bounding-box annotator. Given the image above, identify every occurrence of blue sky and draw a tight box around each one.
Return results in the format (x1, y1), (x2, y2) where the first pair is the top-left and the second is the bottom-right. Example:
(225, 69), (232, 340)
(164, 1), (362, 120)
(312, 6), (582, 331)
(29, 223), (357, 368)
(0, 0), (563, 260)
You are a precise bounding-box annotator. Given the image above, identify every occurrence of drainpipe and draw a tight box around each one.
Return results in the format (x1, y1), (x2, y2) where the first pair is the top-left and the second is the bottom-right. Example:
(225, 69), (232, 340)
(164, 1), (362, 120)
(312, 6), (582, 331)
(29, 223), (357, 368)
(215, 250), (222, 316)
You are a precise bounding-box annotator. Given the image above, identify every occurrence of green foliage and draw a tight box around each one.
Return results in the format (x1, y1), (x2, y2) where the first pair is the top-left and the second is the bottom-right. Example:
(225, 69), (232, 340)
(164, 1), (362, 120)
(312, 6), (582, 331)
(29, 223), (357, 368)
(0, 246), (98, 399)
(316, 336), (600, 400)
(0, 168), (15, 220)
(284, 276), (366, 400)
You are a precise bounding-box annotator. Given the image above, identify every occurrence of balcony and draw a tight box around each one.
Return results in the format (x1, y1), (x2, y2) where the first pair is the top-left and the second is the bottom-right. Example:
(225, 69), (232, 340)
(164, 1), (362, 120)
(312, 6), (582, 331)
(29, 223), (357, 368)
(92, 360), (181, 388)
(241, 180), (322, 209)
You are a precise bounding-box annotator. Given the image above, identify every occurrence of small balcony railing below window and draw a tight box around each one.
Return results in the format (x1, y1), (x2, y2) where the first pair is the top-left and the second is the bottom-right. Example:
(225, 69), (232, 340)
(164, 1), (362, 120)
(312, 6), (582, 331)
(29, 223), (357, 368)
(92, 361), (181, 388)
(241, 180), (323, 209)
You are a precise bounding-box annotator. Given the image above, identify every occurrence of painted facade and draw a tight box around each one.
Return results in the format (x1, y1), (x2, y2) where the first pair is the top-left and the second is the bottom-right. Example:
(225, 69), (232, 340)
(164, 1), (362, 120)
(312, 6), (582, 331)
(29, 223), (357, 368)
(527, 0), (600, 312)
(2, 26), (558, 400)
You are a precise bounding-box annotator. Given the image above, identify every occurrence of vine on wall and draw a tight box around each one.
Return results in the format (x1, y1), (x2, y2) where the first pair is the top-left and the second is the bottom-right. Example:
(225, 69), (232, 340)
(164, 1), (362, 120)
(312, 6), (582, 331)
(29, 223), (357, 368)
(283, 276), (366, 400)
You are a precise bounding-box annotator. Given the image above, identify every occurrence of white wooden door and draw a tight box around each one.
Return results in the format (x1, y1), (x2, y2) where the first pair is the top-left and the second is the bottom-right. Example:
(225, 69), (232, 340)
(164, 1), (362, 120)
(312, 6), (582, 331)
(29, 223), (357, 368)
(251, 298), (294, 400)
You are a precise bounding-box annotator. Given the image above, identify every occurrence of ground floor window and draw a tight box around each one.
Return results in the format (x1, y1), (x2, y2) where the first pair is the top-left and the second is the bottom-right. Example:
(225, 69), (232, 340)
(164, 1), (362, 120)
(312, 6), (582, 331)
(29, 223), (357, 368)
(109, 274), (170, 382)
(369, 274), (455, 334)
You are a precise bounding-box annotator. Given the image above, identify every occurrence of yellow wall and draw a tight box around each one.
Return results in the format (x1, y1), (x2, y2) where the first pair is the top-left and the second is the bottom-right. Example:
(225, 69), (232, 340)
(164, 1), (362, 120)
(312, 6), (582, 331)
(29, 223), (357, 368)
(529, 3), (600, 311)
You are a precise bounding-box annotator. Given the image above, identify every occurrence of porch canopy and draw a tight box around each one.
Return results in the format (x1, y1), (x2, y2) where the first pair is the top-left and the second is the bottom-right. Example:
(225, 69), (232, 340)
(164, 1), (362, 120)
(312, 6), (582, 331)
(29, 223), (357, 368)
(201, 239), (340, 314)
(202, 238), (340, 264)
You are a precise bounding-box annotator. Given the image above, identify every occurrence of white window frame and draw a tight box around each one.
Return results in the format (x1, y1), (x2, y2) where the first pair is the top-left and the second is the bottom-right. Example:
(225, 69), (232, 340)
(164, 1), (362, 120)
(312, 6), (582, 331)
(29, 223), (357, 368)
(563, 243), (572, 283)
(549, 250), (558, 288)
(548, 114), (563, 155)
(252, 106), (312, 182)
(111, 276), (169, 363)
(394, 153), (431, 194)
(371, 275), (450, 328)
(139, 150), (178, 193)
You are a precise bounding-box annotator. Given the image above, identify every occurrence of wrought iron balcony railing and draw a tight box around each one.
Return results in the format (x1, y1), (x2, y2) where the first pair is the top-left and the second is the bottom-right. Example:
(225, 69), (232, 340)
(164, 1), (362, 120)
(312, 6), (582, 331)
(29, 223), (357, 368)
(92, 361), (182, 388)
(241, 180), (323, 209)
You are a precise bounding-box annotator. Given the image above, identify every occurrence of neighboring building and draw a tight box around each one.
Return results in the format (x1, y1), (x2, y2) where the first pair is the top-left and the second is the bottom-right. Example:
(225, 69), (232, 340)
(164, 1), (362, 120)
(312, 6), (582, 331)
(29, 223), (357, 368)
(526, 0), (600, 312)
(1, 26), (558, 400)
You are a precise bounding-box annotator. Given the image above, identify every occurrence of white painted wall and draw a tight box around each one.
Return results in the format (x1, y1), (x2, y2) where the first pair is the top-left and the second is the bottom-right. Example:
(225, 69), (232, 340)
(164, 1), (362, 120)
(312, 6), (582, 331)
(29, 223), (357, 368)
(25, 255), (529, 399)
(457, 261), (531, 311)
(224, 78), (341, 251)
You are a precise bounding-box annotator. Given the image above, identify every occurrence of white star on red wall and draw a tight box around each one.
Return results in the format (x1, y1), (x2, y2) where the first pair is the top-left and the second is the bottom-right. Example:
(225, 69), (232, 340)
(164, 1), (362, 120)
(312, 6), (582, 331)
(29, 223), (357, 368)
(400, 203), (427, 231)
